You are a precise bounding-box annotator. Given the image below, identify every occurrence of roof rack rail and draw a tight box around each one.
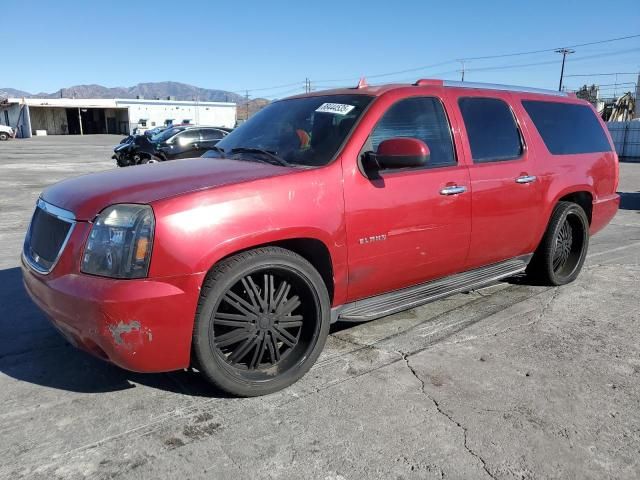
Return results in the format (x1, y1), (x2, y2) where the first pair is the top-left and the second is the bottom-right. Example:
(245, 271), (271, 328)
(414, 79), (443, 87)
(442, 80), (568, 97)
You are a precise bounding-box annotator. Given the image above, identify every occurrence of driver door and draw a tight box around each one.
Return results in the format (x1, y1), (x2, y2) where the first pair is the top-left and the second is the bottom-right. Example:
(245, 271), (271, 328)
(343, 95), (471, 301)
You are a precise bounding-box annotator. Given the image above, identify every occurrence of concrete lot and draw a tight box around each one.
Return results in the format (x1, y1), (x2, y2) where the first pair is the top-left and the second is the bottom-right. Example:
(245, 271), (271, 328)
(0, 135), (639, 480)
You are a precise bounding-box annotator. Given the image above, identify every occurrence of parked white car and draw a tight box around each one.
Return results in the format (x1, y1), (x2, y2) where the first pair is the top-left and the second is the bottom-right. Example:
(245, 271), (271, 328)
(0, 125), (14, 141)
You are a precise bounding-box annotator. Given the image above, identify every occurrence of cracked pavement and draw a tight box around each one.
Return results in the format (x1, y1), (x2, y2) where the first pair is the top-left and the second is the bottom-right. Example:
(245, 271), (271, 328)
(1, 136), (639, 479)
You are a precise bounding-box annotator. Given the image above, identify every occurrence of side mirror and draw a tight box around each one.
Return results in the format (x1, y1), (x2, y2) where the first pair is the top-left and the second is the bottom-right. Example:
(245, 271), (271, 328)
(365, 137), (430, 171)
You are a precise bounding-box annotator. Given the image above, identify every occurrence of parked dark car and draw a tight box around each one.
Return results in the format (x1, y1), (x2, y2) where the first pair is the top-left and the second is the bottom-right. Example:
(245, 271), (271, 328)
(113, 126), (229, 167)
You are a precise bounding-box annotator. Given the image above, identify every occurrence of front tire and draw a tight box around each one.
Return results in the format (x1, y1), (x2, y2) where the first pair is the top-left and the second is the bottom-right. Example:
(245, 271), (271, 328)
(193, 247), (331, 396)
(527, 201), (589, 286)
(0, 132), (9, 141)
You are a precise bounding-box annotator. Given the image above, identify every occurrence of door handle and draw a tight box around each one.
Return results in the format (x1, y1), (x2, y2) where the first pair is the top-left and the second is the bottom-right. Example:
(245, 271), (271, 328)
(440, 185), (467, 196)
(515, 175), (537, 184)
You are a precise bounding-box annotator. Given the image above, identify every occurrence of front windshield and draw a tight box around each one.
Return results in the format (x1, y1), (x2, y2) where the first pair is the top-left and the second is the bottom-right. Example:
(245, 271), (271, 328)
(214, 94), (373, 167)
(151, 126), (184, 143)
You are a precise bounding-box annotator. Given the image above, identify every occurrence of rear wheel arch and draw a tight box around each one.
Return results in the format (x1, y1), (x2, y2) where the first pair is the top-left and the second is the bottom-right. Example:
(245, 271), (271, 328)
(532, 189), (593, 256)
(558, 191), (593, 224)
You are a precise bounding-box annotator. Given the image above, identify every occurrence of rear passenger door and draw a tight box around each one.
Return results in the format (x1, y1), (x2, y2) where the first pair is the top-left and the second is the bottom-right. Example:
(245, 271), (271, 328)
(452, 93), (542, 269)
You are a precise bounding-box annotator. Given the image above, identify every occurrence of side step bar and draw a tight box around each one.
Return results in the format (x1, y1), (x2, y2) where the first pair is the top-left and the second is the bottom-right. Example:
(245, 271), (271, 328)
(334, 255), (532, 322)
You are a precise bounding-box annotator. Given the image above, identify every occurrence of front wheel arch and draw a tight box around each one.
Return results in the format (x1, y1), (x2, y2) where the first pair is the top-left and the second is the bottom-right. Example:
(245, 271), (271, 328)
(202, 237), (335, 305)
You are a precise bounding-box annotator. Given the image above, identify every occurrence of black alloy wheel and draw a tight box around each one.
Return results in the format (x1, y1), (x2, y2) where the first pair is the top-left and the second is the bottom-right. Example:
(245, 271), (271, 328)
(212, 269), (313, 372)
(193, 247), (330, 396)
(552, 217), (573, 273)
(527, 201), (589, 286)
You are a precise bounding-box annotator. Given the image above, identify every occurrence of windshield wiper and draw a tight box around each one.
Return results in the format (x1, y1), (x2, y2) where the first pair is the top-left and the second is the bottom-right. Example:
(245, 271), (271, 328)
(230, 147), (292, 167)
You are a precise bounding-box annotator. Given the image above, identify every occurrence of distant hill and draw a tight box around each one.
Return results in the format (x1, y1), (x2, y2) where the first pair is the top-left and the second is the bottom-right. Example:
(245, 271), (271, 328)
(0, 81), (274, 120)
(0, 81), (270, 106)
(0, 88), (31, 98)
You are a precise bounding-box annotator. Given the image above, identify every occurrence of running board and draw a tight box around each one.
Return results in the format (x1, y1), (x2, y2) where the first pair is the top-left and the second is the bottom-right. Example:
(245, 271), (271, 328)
(334, 255), (532, 322)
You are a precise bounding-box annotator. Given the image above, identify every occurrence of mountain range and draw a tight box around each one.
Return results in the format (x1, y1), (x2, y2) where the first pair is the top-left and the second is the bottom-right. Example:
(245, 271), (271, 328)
(0, 82), (269, 119)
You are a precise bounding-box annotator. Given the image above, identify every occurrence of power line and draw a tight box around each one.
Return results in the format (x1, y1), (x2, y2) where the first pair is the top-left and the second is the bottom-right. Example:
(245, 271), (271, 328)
(580, 81), (636, 87)
(463, 47), (640, 74)
(460, 33), (640, 61)
(314, 60), (457, 84)
(262, 86), (307, 99)
(231, 33), (640, 96)
(565, 72), (638, 77)
(313, 33), (640, 85)
(233, 80), (304, 94)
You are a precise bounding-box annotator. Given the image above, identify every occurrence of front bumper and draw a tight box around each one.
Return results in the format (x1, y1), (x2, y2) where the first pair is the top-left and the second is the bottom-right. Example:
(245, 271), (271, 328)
(21, 225), (205, 372)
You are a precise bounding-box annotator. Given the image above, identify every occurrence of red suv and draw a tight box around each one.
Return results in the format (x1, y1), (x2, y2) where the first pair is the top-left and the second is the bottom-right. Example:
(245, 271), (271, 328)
(22, 79), (619, 396)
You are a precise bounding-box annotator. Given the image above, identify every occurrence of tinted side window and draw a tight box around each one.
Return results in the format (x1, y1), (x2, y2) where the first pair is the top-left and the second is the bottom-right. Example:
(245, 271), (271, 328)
(201, 129), (224, 141)
(522, 100), (611, 155)
(371, 97), (456, 168)
(175, 130), (199, 144)
(459, 98), (522, 162)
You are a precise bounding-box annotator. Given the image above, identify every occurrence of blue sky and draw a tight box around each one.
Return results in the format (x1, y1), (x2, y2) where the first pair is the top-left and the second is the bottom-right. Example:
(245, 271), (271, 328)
(3, 0), (639, 98)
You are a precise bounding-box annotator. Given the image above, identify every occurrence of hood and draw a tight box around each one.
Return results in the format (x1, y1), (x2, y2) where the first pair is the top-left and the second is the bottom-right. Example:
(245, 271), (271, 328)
(42, 157), (295, 220)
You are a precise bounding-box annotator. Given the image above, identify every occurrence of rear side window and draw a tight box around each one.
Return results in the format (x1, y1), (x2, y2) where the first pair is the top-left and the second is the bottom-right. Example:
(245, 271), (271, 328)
(370, 97), (456, 168)
(522, 100), (611, 155)
(201, 129), (224, 141)
(459, 97), (523, 162)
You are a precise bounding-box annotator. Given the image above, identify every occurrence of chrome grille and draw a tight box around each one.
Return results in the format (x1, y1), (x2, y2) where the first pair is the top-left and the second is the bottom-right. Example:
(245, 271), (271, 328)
(23, 199), (75, 274)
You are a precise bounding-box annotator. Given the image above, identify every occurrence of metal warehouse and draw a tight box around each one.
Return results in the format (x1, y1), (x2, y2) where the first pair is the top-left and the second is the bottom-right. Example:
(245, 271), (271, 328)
(0, 97), (237, 138)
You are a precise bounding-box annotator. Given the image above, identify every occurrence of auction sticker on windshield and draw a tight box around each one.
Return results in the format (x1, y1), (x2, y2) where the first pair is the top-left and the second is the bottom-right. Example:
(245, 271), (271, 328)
(315, 103), (355, 115)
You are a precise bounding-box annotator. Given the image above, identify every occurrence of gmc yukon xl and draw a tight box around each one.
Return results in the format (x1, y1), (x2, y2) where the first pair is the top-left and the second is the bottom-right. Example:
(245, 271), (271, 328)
(22, 79), (619, 396)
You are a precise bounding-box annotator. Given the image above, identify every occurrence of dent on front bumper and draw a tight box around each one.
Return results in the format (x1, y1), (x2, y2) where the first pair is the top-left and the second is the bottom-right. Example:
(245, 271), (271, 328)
(21, 253), (205, 373)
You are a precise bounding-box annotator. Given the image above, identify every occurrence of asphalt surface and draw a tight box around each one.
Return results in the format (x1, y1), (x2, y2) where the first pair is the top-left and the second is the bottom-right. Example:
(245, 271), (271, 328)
(0, 135), (639, 480)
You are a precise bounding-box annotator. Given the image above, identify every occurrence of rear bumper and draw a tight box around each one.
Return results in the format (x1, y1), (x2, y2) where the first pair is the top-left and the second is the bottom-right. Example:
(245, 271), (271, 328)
(22, 256), (205, 372)
(590, 193), (620, 235)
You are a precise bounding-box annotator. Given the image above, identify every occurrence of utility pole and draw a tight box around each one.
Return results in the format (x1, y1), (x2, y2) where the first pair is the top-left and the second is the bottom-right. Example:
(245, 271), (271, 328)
(555, 48), (575, 91)
(245, 90), (249, 120)
(458, 60), (466, 82)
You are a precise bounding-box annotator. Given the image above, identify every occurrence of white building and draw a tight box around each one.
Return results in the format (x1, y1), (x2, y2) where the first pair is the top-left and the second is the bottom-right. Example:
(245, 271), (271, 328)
(0, 97), (237, 138)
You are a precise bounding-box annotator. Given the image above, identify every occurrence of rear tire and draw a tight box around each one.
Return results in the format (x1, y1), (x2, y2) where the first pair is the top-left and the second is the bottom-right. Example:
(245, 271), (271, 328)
(193, 247), (331, 397)
(527, 201), (589, 286)
(0, 132), (9, 141)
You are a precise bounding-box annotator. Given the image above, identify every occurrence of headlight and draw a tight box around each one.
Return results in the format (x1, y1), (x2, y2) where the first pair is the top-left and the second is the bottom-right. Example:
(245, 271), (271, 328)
(81, 204), (154, 279)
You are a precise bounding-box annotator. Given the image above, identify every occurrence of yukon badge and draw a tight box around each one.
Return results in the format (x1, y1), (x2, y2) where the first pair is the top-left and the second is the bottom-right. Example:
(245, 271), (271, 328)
(359, 234), (387, 245)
